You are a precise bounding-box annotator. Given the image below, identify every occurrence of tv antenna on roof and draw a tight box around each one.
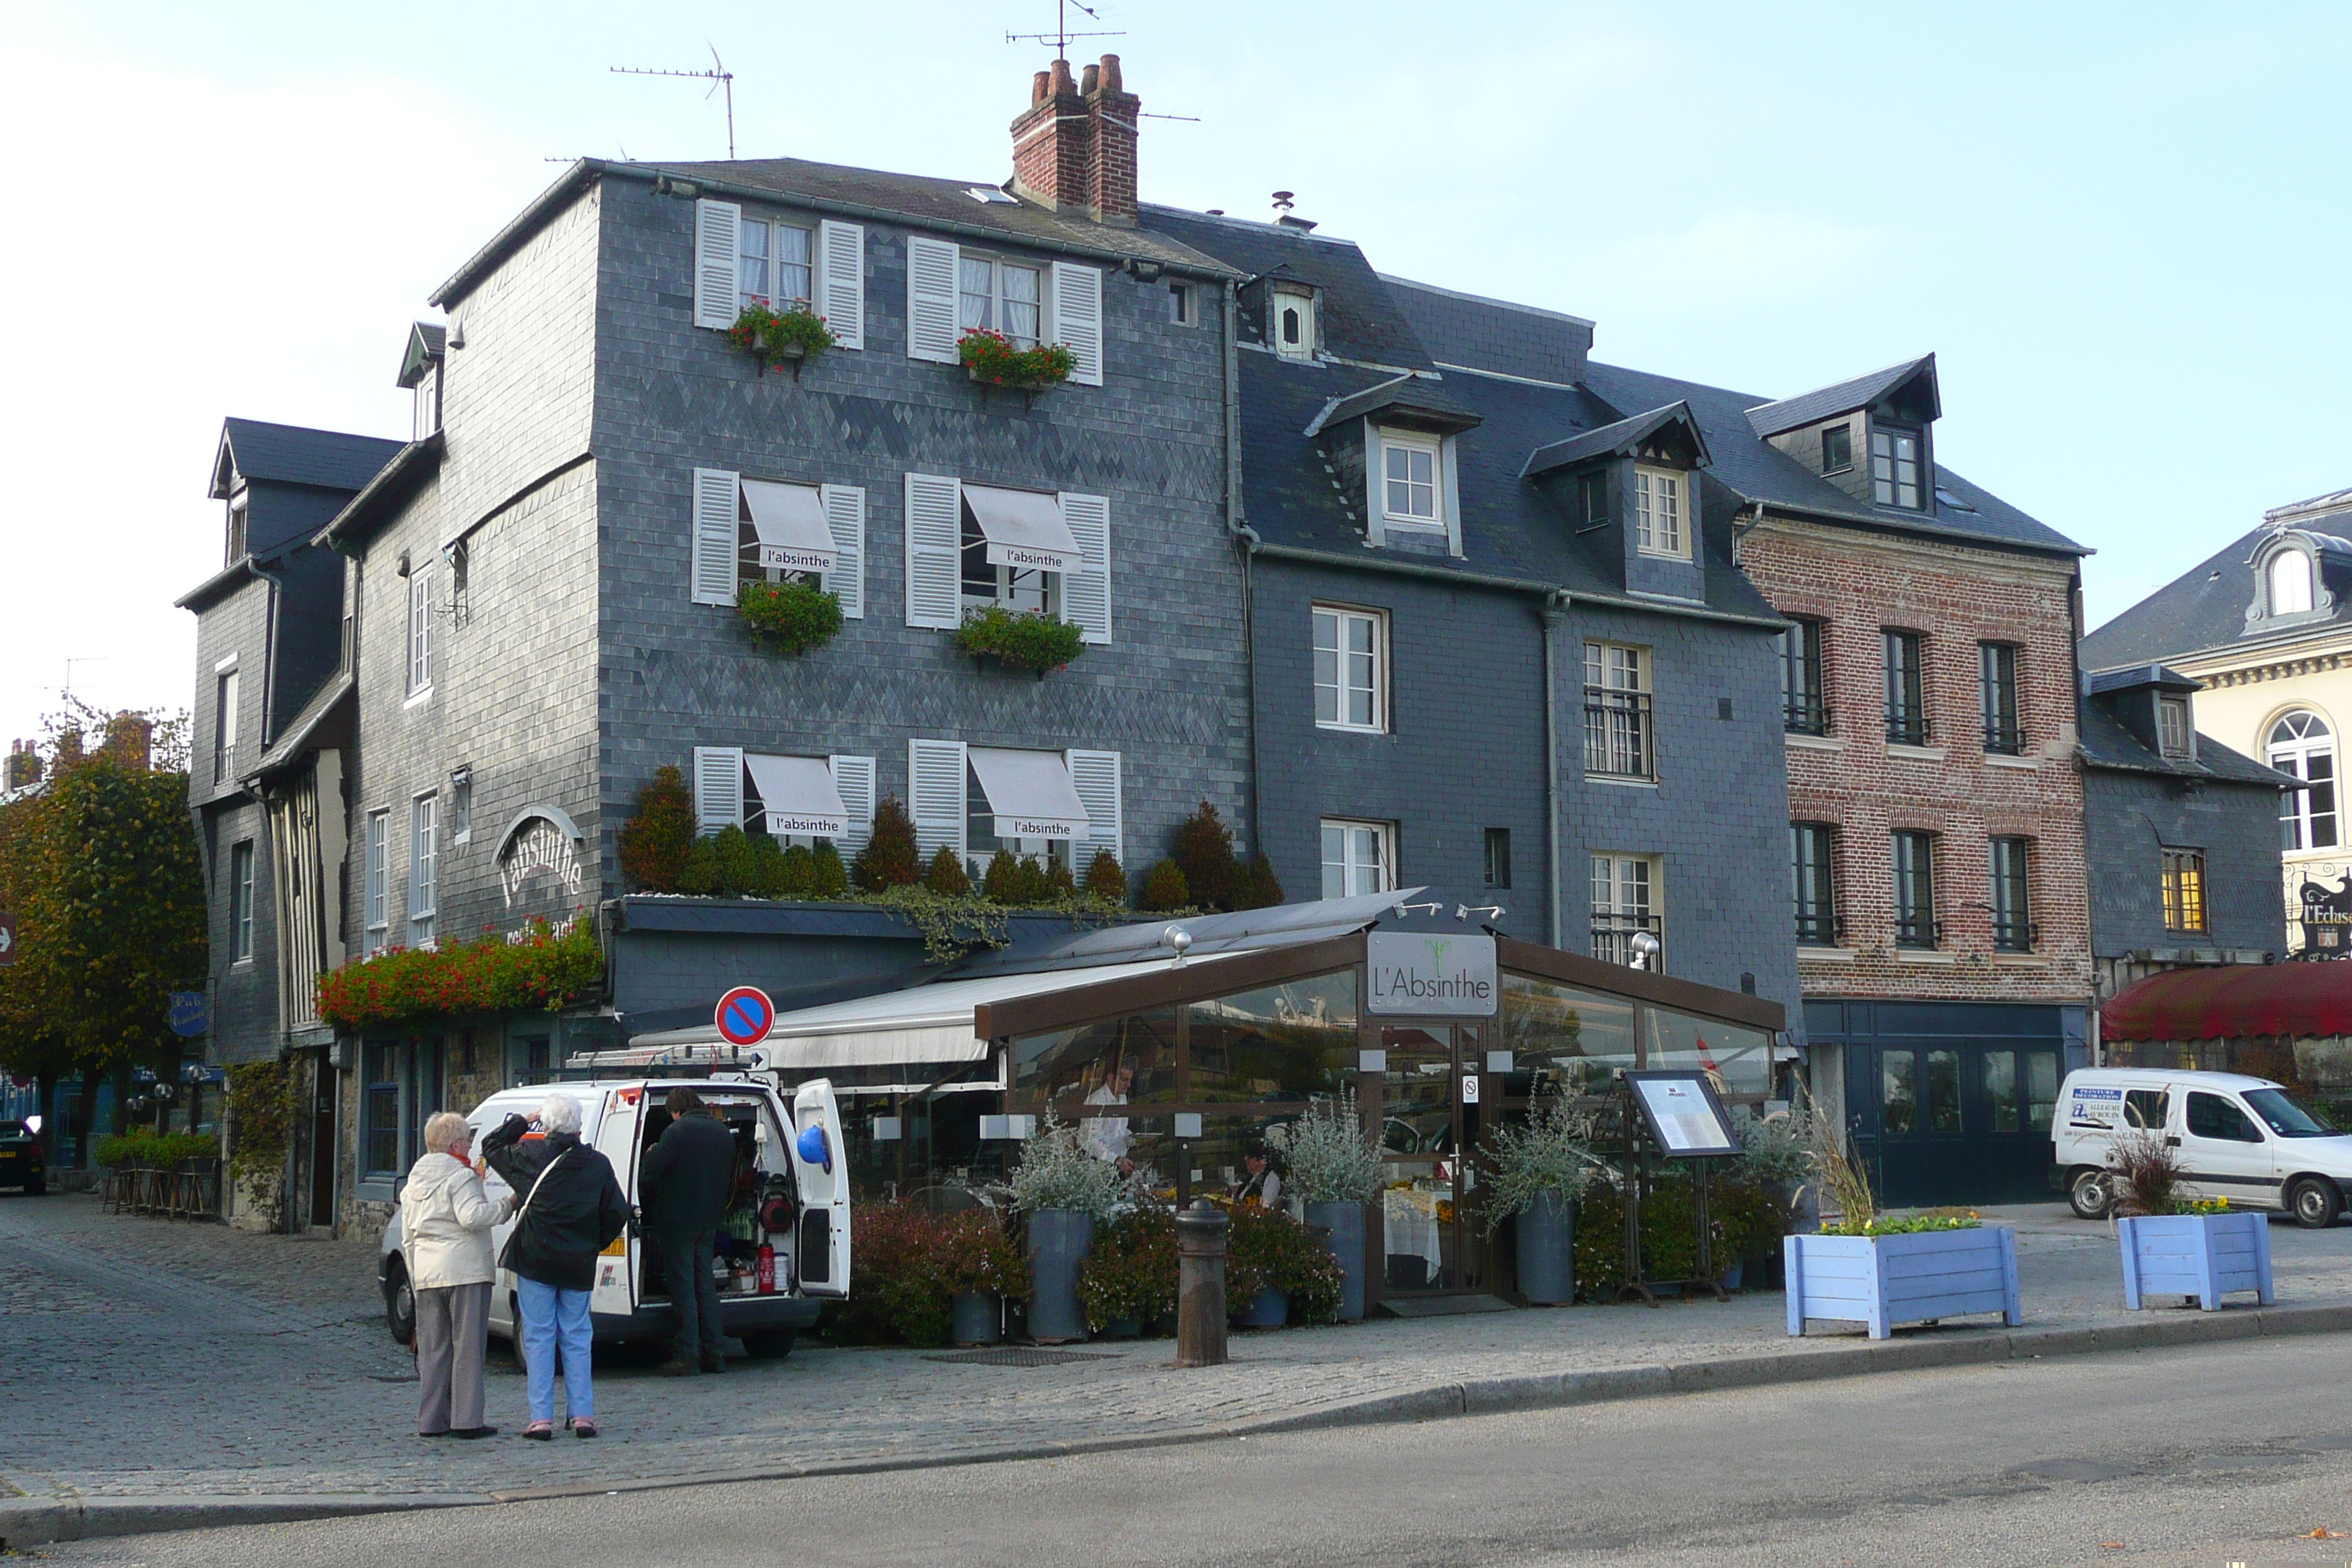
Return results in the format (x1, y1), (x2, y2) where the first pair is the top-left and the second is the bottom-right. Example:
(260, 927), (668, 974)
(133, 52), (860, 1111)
(1006, 0), (1122, 59)
(611, 44), (736, 160)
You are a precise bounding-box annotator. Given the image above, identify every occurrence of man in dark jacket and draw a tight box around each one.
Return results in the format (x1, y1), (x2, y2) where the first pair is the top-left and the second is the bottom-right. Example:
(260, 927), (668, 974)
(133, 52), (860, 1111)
(481, 1096), (630, 1438)
(639, 1087), (739, 1373)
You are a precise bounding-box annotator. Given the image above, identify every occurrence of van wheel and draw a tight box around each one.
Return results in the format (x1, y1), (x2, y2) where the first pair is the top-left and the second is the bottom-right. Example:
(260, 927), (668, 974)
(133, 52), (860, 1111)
(2068, 1169), (2113, 1221)
(385, 1259), (416, 1346)
(742, 1330), (794, 1360)
(2288, 1176), (2341, 1229)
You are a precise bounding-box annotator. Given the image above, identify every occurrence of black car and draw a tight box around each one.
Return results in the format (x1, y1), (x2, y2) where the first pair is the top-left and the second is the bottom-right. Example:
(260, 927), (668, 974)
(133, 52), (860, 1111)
(0, 1120), (47, 1195)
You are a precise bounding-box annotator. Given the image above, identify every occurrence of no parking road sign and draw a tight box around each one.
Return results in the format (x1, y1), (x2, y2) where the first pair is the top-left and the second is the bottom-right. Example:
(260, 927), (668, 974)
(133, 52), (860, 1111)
(715, 986), (776, 1048)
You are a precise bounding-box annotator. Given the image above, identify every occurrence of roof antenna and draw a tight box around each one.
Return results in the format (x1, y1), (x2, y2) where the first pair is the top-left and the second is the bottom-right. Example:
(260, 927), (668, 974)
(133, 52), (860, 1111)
(611, 44), (736, 160)
(1006, 0), (1122, 59)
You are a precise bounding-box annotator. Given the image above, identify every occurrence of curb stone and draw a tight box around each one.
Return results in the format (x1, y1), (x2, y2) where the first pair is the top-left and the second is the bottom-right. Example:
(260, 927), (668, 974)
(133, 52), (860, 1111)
(10, 1299), (2347, 1548)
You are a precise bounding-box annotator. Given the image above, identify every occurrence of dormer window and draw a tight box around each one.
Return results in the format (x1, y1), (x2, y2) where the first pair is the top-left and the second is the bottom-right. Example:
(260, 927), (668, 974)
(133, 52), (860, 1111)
(1821, 424), (1852, 475)
(1272, 287), (1316, 361)
(2157, 694), (2193, 759)
(411, 363), (440, 441)
(2269, 549), (2315, 616)
(225, 500), (248, 566)
(1871, 426), (1923, 510)
(1633, 467), (1688, 559)
(1379, 432), (1442, 530)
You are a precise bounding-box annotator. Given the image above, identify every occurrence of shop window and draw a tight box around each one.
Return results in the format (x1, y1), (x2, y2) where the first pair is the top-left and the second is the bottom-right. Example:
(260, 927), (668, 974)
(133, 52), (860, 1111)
(1013, 1009), (1179, 1113)
(1498, 973), (1636, 1098)
(361, 1041), (400, 1177)
(2021, 1054), (2054, 1133)
(1184, 971), (1360, 1104)
(1642, 1009), (1771, 1098)
(1982, 1050), (2019, 1134)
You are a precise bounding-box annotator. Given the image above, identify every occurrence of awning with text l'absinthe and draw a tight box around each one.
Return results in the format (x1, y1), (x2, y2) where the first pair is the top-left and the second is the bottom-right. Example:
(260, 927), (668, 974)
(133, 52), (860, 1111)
(741, 478), (839, 573)
(742, 753), (851, 839)
(967, 747), (1089, 841)
(961, 483), (1082, 574)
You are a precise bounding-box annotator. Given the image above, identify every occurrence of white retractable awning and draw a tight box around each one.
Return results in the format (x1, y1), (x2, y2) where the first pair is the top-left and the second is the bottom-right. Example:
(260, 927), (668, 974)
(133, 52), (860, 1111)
(962, 483), (1082, 574)
(968, 747), (1089, 840)
(743, 753), (851, 838)
(741, 478), (838, 573)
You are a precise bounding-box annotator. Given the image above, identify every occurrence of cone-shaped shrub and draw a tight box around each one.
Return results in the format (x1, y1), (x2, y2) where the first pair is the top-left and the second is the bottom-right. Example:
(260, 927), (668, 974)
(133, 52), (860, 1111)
(924, 844), (972, 896)
(853, 796), (921, 890)
(617, 765), (696, 892)
(1172, 801), (1239, 911)
(810, 840), (850, 898)
(1139, 859), (1191, 911)
(1083, 849), (1128, 905)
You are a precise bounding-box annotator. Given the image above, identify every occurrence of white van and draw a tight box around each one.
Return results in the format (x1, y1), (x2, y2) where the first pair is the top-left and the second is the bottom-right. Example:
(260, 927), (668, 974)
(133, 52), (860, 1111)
(377, 1075), (848, 1357)
(2052, 1066), (2351, 1227)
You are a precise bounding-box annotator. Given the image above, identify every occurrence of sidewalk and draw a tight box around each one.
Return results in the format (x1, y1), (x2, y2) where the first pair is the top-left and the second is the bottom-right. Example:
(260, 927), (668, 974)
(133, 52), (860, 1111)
(4, 1194), (2349, 1542)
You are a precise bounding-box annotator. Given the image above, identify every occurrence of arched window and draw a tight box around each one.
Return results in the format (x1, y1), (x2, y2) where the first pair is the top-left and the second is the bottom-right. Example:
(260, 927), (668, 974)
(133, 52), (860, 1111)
(2269, 710), (2337, 851)
(2269, 549), (2315, 616)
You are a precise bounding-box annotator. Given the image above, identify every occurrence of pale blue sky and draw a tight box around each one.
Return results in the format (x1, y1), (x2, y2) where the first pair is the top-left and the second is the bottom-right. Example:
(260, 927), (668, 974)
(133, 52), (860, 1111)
(1, 1), (2345, 746)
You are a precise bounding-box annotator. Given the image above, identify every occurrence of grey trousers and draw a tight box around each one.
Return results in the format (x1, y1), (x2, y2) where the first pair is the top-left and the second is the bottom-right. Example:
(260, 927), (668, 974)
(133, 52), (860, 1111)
(415, 1281), (491, 1434)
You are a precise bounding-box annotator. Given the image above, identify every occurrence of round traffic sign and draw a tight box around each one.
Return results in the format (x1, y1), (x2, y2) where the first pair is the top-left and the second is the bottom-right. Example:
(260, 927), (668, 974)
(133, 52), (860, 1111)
(715, 986), (776, 1048)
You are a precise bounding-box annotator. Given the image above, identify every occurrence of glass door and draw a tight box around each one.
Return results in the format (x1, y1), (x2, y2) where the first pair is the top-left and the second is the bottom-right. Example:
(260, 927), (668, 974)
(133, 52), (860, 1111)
(1369, 1027), (1480, 1294)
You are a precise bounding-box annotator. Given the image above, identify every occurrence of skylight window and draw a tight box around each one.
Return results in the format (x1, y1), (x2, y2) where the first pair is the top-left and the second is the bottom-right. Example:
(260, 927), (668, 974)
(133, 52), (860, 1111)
(966, 186), (1018, 205)
(1933, 486), (1975, 513)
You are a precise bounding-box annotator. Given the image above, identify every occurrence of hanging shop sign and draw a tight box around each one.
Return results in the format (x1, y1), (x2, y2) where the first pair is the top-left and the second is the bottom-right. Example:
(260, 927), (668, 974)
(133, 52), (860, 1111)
(497, 807), (587, 917)
(2297, 871), (2352, 956)
(1366, 932), (1498, 1017)
(168, 992), (209, 1039)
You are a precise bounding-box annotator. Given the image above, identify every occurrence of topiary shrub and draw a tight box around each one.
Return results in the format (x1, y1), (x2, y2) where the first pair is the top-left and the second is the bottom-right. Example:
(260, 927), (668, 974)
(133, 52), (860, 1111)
(924, 844), (972, 896)
(1044, 856), (1077, 900)
(779, 843), (820, 900)
(981, 850), (1025, 904)
(1083, 849), (1128, 905)
(852, 796), (921, 891)
(1172, 801), (1239, 911)
(745, 833), (789, 898)
(1236, 855), (1285, 909)
(617, 765), (696, 892)
(810, 840), (850, 898)
(711, 824), (759, 897)
(677, 834), (725, 895)
(1138, 859), (1190, 911)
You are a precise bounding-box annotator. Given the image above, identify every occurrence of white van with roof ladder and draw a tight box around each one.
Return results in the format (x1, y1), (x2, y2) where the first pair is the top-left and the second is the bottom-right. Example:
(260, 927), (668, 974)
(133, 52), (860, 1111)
(2051, 1066), (2352, 1228)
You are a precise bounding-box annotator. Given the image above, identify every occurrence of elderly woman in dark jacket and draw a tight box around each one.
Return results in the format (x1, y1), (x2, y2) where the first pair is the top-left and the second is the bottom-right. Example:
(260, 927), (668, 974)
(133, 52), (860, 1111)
(481, 1094), (630, 1440)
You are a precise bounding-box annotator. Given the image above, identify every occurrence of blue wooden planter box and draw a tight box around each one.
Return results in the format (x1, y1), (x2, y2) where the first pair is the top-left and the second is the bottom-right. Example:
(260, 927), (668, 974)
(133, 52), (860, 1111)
(2117, 1213), (2274, 1311)
(1784, 1227), (2021, 1341)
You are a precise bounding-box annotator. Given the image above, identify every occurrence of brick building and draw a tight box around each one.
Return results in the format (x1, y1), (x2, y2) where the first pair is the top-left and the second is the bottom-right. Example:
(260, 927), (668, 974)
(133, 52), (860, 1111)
(1733, 356), (2095, 1203)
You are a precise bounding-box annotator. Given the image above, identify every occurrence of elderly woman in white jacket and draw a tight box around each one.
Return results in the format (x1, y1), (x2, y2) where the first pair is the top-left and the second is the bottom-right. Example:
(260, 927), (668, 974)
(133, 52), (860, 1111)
(402, 1111), (512, 1439)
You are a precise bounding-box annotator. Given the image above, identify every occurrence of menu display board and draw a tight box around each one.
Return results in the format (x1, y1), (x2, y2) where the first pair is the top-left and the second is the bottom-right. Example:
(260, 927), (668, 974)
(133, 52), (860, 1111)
(1624, 1070), (1742, 1158)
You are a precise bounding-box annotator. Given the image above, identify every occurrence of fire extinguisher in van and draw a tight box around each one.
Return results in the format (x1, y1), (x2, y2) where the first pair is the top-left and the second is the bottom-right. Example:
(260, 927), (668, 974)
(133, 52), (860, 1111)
(757, 1243), (776, 1294)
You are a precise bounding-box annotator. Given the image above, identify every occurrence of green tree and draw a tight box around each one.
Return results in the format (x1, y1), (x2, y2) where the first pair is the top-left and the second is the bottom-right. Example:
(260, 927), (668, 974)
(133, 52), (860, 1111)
(617, 765), (696, 892)
(1171, 801), (1239, 911)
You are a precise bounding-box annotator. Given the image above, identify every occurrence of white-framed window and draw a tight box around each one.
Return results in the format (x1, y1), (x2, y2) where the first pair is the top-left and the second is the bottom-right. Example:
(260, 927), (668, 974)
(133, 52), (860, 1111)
(738, 216), (815, 310)
(1870, 426), (1923, 510)
(2269, 549), (2315, 616)
(409, 794), (438, 948)
(406, 563), (434, 696)
(2269, 710), (2339, 851)
(2157, 695), (2193, 759)
(959, 253), (1045, 347)
(213, 667), (240, 785)
(411, 364), (440, 442)
(1168, 282), (1193, 325)
(689, 468), (866, 619)
(1633, 467), (1688, 559)
(1591, 853), (1660, 967)
(229, 840), (255, 963)
(1380, 432), (1442, 529)
(365, 809), (390, 954)
(1271, 287), (1316, 360)
(905, 739), (1121, 882)
(903, 475), (1112, 644)
(1583, 642), (1654, 779)
(1321, 818), (1392, 899)
(1313, 605), (1387, 732)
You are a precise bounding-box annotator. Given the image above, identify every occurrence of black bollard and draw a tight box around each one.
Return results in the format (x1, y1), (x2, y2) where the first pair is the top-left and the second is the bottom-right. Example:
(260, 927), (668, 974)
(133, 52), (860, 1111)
(1175, 1199), (1229, 1368)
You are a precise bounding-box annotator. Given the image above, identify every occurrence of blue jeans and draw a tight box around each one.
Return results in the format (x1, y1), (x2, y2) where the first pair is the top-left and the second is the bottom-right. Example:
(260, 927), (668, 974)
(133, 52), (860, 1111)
(516, 1277), (593, 1424)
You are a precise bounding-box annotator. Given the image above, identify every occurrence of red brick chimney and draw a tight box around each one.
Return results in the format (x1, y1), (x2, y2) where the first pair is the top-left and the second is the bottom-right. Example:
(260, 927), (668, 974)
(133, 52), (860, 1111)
(1009, 53), (1140, 227)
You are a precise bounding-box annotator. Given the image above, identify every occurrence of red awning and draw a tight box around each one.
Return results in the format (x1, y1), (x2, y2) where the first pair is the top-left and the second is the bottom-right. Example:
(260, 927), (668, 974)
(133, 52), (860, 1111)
(2103, 963), (2352, 1044)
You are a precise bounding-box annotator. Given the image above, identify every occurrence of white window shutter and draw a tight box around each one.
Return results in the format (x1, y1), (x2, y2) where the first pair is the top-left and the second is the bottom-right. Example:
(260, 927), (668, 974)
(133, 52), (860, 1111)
(908, 739), (967, 864)
(1059, 491), (1112, 644)
(693, 746), (745, 837)
(691, 467), (742, 605)
(819, 484), (865, 619)
(815, 220), (864, 350)
(906, 235), (961, 363)
(828, 755), (876, 856)
(904, 472), (962, 629)
(1066, 749), (1122, 871)
(693, 200), (742, 331)
(1441, 436), (1463, 558)
(1050, 261), (1104, 386)
(1362, 423), (1387, 548)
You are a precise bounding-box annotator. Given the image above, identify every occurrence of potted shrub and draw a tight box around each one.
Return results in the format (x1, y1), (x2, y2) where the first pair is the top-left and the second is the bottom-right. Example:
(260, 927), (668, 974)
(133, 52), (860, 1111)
(1264, 1090), (1383, 1320)
(1078, 1209), (1177, 1336)
(1002, 1113), (1126, 1343)
(728, 302), (836, 374)
(1480, 1093), (1603, 1306)
(1781, 1098), (2019, 1340)
(1226, 1204), (1344, 1328)
(959, 328), (1075, 391)
(954, 603), (1087, 675)
(2107, 1126), (2275, 1311)
(936, 1207), (1030, 1346)
(737, 579), (844, 655)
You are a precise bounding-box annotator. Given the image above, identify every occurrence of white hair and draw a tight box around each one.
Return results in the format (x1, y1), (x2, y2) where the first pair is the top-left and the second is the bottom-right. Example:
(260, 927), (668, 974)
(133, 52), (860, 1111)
(422, 1111), (472, 1154)
(538, 1095), (582, 1136)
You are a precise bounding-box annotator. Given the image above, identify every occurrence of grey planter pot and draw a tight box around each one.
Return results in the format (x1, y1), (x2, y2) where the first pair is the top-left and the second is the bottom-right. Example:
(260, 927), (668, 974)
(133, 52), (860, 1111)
(1306, 1199), (1367, 1321)
(1515, 1189), (1577, 1305)
(1234, 1286), (1289, 1327)
(950, 1292), (1000, 1346)
(1024, 1209), (1094, 1343)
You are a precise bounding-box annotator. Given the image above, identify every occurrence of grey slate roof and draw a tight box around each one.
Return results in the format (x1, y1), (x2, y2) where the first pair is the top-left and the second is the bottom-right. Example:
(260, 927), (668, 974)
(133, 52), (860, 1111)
(2081, 505), (2352, 672)
(2087, 663), (2199, 696)
(398, 322), (445, 389)
(1522, 403), (1709, 479)
(314, 434), (444, 551)
(1745, 355), (1940, 438)
(1145, 208), (1438, 372)
(211, 419), (405, 499)
(2077, 696), (2293, 789)
(1303, 374), (1480, 437)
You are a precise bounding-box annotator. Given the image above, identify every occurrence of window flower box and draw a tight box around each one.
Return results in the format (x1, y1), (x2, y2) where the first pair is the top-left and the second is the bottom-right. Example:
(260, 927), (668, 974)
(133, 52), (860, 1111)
(728, 304), (835, 377)
(959, 328), (1074, 391)
(736, 579), (843, 655)
(1784, 1225), (2021, 1340)
(2117, 1211), (2274, 1311)
(954, 604), (1086, 676)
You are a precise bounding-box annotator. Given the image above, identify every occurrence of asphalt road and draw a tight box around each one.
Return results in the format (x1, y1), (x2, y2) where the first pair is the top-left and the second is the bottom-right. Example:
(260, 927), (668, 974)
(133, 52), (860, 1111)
(40, 1333), (2352, 1568)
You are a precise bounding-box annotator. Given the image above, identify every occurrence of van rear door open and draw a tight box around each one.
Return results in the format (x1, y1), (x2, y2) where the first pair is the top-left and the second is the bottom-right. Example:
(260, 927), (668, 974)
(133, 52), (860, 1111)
(789, 1079), (851, 1297)
(591, 1088), (646, 1317)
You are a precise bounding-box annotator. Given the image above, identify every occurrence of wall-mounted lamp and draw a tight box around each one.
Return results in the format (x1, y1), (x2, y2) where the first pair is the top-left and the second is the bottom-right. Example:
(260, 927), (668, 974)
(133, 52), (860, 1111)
(1456, 904), (1504, 922)
(1391, 901), (1441, 918)
(1627, 931), (1662, 971)
(1163, 925), (1192, 964)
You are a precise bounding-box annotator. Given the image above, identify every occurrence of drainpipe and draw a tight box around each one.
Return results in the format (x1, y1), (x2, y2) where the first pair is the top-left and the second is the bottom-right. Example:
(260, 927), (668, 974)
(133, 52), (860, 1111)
(1542, 590), (1571, 946)
(1730, 500), (1768, 568)
(1222, 276), (1266, 862)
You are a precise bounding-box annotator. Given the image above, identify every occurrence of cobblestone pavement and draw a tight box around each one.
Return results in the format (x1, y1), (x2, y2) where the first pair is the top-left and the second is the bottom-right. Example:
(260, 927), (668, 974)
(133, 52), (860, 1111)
(4, 1193), (2349, 1503)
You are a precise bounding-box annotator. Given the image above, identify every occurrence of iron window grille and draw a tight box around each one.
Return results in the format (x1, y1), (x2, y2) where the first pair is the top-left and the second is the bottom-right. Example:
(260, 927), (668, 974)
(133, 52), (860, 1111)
(1883, 630), (1929, 746)
(1979, 642), (2023, 755)
(1591, 853), (1661, 967)
(1989, 836), (2033, 951)
(1892, 830), (1938, 948)
(1782, 619), (1827, 734)
(1791, 823), (1838, 945)
(1583, 643), (1654, 778)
